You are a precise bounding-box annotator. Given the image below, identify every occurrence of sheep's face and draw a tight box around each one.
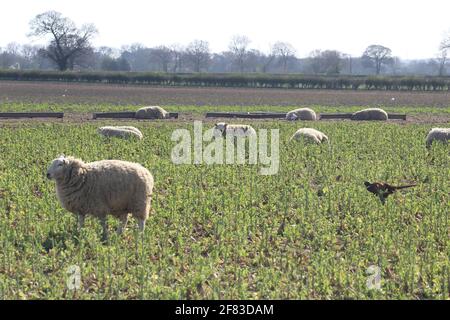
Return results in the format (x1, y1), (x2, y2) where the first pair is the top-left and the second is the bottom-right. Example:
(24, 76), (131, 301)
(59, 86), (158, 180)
(287, 113), (298, 121)
(214, 122), (227, 133)
(47, 156), (68, 180)
(321, 134), (329, 142)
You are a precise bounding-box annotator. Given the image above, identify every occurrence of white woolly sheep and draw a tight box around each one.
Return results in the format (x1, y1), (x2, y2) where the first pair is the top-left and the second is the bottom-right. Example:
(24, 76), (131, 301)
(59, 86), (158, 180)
(46, 156), (154, 240)
(213, 122), (257, 138)
(351, 108), (388, 121)
(286, 108), (317, 121)
(290, 128), (329, 144)
(425, 128), (450, 148)
(98, 126), (143, 140)
(135, 106), (170, 119)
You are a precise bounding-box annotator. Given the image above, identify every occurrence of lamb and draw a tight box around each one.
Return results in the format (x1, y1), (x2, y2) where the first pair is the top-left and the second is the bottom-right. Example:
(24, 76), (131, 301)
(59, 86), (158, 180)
(213, 122), (257, 138)
(290, 128), (329, 144)
(46, 155), (154, 241)
(286, 108), (317, 121)
(351, 108), (388, 121)
(135, 106), (170, 119)
(98, 126), (143, 140)
(425, 128), (450, 148)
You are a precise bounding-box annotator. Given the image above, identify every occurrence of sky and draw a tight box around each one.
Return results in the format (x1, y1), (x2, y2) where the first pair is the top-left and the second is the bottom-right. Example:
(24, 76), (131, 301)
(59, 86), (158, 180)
(1, 0), (449, 60)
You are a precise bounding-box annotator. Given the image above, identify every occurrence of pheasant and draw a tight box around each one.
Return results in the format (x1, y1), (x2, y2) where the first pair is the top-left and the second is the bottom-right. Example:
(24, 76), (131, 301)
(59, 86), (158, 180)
(364, 181), (416, 204)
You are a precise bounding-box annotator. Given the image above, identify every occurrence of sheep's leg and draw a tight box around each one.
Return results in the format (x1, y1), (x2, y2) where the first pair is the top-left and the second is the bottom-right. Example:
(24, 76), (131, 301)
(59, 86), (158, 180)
(77, 215), (85, 230)
(100, 217), (108, 241)
(137, 219), (146, 232)
(117, 215), (128, 235)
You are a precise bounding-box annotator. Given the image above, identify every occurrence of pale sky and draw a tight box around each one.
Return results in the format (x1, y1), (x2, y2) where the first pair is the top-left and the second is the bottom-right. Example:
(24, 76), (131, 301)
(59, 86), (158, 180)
(1, 0), (449, 60)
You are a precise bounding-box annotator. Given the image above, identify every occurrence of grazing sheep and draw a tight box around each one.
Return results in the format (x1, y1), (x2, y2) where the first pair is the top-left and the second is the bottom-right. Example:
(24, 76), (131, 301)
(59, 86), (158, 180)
(286, 108), (317, 121)
(425, 128), (450, 148)
(46, 156), (154, 240)
(290, 128), (329, 144)
(98, 126), (143, 140)
(212, 123), (258, 162)
(351, 108), (388, 121)
(213, 122), (257, 138)
(135, 106), (170, 119)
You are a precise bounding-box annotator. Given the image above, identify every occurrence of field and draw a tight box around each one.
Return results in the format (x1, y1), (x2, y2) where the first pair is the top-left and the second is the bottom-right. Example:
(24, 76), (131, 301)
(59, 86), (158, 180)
(0, 81), (449, 299)
(2, 80), (450, 108)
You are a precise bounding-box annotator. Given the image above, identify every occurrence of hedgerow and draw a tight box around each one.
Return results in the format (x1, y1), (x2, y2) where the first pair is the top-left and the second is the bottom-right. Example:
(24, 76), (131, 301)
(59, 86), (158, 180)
(0, 70), (449, 91)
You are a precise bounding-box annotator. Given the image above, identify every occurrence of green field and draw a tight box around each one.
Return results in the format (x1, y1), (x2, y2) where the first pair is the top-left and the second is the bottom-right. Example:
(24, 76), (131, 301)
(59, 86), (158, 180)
(0, 117), (448, 299)
(1, 102), (450, 115)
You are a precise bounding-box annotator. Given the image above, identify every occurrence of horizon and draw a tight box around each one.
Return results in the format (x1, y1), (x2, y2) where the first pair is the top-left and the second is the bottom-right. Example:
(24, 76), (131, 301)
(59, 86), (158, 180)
(1, 0), (449, 60)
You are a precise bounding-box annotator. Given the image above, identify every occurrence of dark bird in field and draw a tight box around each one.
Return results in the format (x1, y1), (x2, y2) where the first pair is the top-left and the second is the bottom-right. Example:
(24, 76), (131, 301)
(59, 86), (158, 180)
(364, 181), (417, 204)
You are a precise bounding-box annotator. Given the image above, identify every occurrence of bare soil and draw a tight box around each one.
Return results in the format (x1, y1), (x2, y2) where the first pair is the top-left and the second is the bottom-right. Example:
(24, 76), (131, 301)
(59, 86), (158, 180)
(1, 80), (450, 107)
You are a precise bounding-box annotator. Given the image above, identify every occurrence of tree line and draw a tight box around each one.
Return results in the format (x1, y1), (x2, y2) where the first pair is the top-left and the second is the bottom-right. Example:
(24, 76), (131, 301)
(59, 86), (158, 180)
(0, 11), (449, 77)
(1, 70), (449, 91)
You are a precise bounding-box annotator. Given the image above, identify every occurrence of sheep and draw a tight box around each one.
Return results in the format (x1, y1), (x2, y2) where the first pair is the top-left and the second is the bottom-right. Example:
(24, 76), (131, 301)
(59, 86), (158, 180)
(425, 128), (450, 148)
(351, 108), (388, 121)
(46, 155), (154, 241)
(286, 108), (317, 121)
(135, 106), (170, 119)
(212, 122), (257, 162)
(213, 122), (257, 138)
(290, 128), (329, 144)
(98, 126), (143, 140)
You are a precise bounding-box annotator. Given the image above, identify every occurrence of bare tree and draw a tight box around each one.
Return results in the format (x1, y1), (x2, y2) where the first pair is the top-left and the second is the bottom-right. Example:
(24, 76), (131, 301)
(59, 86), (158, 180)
(254, 47), (275, 73)
(120, 43), (152, 71)
(341, 53), (353, 74)
(21, 45), (41, 68)
(323, 50), (343, 74)
(151, 46), (173, 72)
(6, 43), (21, 56)
(186, 40), (210, 72)
(242, 49), (270, 73)
(437, 32), (450, 76)
(262, 55), (275, 73)
(307, 49), (323, 74)
(0, 43), (23, 68)
(362, 45), (393, 75)
(271, 42), (296, 73)
(440, 32), (450, 50)
(169, 44), (184, 73)
(97, 46), (116, 58)
(228, 35), (251, 72)
(436, 49), (448, 76)
(388, 56), (402, 75)
(28, 11), (97, 71)
(101, 56), (130, 71)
